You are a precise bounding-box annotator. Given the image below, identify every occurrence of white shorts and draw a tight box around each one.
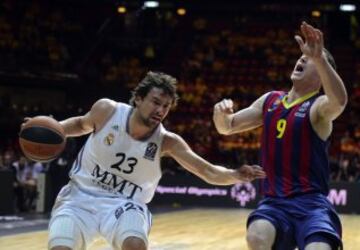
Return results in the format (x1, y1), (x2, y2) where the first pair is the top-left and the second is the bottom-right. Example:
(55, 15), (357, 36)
(48, 183), (152, 249)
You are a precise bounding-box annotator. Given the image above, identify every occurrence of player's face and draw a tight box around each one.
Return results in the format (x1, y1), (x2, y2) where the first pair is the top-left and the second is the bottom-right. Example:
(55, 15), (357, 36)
(136, 87), (173, 128)
(290, 55), (320, 85)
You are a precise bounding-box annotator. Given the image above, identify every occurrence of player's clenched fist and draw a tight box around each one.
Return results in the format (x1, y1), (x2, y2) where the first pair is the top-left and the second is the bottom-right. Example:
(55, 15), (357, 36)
(213, 99), (235, 135)
(214, 99), (234, 115)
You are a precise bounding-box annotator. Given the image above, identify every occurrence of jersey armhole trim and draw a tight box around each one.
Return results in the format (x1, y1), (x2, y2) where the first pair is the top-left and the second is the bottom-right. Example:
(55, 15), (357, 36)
(93, 101), (119, 136)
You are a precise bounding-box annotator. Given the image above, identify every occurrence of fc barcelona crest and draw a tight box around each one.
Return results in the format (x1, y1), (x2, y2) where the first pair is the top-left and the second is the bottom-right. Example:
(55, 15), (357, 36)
(268, 98), (281, 112)
(104, 133), (115, 146)
(144, 142), (158, 161)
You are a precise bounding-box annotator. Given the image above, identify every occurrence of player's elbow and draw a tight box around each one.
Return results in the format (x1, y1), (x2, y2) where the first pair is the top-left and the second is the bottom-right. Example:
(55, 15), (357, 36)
(214, 126), (233, 135)
(339, 93), (348, 107)
(336, 87), (348, 107)
(332, 94), (348, 111)
(218, 129), (232, 136)
(326, 91), (348, 113)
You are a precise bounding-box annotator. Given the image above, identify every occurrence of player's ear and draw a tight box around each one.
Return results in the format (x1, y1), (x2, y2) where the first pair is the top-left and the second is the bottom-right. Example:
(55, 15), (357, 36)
(134, 95), (142, 107)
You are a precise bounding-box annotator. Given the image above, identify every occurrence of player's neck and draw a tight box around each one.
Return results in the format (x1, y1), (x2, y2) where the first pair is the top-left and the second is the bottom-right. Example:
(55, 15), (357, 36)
(128, 111), (155, 140)
(287, 85), (318, 103)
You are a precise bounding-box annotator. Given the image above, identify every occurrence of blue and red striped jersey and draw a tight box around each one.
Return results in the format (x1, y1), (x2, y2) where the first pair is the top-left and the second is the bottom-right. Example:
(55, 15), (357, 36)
(260, 91), (330, 197)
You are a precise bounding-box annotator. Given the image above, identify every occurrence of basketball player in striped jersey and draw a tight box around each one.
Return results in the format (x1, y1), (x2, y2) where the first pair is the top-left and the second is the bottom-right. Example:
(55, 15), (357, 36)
(22, 72), (265, 250)
(213, 22), (347, 250)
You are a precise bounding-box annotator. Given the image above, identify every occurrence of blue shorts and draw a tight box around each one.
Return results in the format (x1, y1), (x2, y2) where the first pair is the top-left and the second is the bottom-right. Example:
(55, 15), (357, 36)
(247, 193), (342, 250)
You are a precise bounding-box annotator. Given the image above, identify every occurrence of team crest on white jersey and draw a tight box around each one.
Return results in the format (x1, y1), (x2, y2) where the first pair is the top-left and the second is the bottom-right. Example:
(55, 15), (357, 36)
(115, 207), (124, 219)
(144, 142), (158, 161)
(111, 125), (119, 131)
(104, 133), (115, 145)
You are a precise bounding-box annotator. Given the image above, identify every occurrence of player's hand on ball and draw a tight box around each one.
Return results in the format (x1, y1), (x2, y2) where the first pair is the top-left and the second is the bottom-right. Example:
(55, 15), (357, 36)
(21, 117), (32, 130)
(214, 99), (234, 115)
(234, 165), (266, 182)
(19, 116), (66, 162)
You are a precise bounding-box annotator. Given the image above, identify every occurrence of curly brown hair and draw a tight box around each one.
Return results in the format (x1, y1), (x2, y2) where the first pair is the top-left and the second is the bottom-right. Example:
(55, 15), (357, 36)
(129, 71), (179, 107)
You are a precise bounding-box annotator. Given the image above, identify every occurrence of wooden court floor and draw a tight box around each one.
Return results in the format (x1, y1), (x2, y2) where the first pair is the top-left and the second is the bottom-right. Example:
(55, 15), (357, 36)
(1, 208), (359, 250)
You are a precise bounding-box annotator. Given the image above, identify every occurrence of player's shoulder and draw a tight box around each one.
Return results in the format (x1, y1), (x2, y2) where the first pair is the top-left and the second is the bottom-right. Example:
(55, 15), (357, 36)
(251, 91), (273, 108)
(163, 131), (182, 143)
(255, 91), (279, 102)
(92, 99), (132, 112)
(88, 99), (120, 126)
(91, 100), (132, 134)
(309, 94), (327, 115)
(116, 101), (132, 109)
(161, 131), (184, 154)
(313, 94), (326, 102)
(262, 90), (286, 103)
(268, 90), (286, 97)
(92, 98), (117, 110)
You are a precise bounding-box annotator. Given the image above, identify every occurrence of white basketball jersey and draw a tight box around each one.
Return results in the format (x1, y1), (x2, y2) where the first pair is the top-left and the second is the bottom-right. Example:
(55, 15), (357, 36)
(69, 102), (165, 204)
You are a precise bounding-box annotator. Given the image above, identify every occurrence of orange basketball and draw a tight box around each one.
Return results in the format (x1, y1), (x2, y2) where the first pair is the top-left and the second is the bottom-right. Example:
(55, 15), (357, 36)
(19, 116), (66, 162)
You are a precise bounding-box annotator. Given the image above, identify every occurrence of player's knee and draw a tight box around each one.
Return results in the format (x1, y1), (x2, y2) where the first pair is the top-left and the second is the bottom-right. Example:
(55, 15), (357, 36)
(48, 215), (84, 250)
(113, 209), (149, 250)
(50, 247), (72, 250)
(121, 236), (146, 250)
(246, 232), (269, 249)
(305, 233), (338, 250)
(246, 221), (275, 250)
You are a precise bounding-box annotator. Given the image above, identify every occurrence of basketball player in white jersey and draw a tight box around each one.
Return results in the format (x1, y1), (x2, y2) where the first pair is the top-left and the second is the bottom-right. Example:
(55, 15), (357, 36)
(24, 71), (265, 250)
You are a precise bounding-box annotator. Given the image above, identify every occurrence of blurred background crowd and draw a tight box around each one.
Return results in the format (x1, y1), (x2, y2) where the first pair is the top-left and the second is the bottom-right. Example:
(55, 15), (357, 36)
(0, 0), (359, 212)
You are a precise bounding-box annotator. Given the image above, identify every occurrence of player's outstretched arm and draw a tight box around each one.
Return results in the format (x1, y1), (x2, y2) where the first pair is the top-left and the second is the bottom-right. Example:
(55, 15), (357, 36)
(212, 93), (268, 135)
(295, 21), (348, 121)
(162, 132), (265, 185)
(60, 98), (117, 137)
